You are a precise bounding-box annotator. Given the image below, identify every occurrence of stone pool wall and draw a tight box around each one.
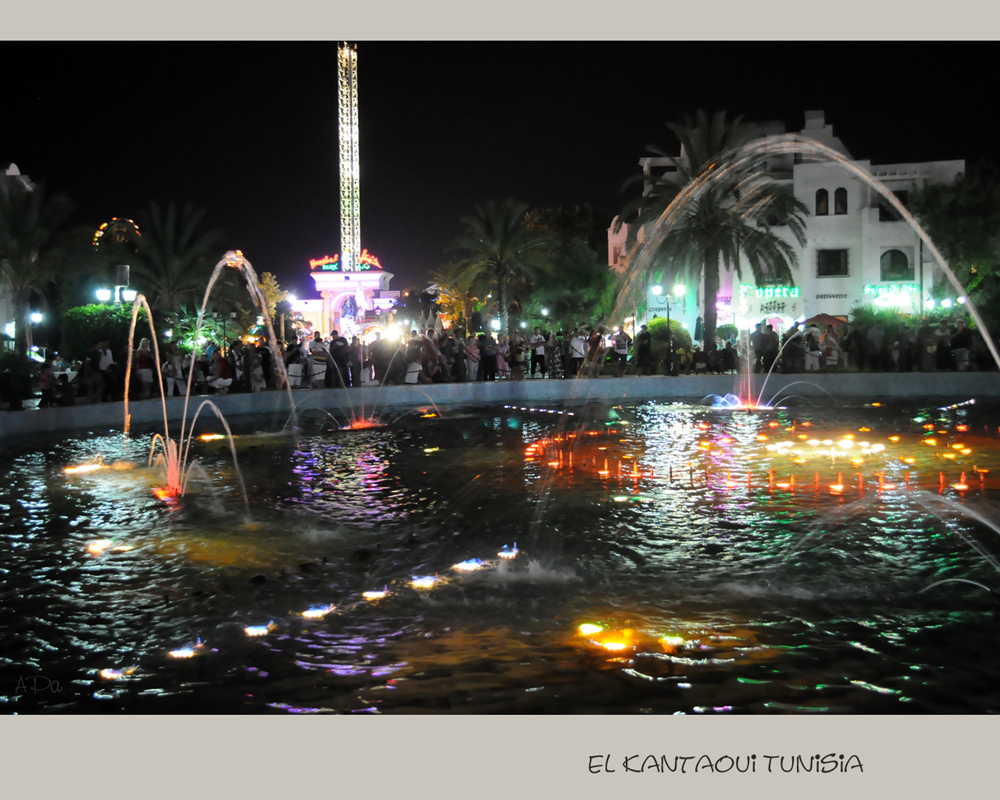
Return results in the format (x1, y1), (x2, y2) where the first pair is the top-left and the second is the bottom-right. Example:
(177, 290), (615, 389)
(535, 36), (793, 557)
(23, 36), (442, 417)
(2, 372), (999, 439)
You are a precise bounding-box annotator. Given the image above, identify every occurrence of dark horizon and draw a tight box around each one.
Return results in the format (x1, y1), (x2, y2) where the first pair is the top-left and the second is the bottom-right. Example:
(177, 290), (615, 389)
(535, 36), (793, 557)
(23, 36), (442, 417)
(3, 41), (990, 301)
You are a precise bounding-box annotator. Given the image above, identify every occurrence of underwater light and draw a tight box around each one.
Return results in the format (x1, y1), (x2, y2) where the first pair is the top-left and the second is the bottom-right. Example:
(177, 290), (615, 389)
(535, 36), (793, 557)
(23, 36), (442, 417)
(410, 576), (438, 589)
(99, 667), (137, 680)
(87, 540), (113, 555)
(452, 559), (483, 572)
(111, 545), (134, 553)
(424, 447), (440, 453)
(602, 642), (628, 652)
(244, 623), (274, 637)
(301, 605), (336, 619)
(198, 434), (226, 442)
(660, 635), (685, 647)
(65, 464), (103, 475)
(168, 648), (197, 659)
(363, 587), (390, 600)
(578, 624), (603, 636)
(498, 544), (518, 559)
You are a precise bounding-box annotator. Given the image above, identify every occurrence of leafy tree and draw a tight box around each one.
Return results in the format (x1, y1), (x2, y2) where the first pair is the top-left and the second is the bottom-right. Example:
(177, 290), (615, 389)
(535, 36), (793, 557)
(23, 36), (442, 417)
(0, 180), (75, 355)
(520, 237), (617, 333)
(911, 162), (1000, 337)
(618, 110), (809, 346)
(130, 201), (224, 312)
(61, 303), (153, 361)
(259, 272), (288, 320)
(430, 261), (486, 335)
(448, 199), (554, 336)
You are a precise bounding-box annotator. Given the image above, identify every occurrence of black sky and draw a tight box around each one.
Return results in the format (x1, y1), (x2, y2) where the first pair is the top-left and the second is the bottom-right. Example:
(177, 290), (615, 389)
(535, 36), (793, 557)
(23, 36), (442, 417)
(2, 41), (992, 300)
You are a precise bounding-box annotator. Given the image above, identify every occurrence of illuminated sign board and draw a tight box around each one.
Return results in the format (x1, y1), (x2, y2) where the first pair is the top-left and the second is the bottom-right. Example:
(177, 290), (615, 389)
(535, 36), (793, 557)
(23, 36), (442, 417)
(309, 248), (383, 272)
(739, 284), (800, 298)
(863, 284), (919, 295)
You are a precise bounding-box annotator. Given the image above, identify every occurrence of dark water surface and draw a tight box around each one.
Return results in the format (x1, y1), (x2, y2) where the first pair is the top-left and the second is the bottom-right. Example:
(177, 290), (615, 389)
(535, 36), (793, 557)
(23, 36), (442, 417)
(3, 398), (1000, 714)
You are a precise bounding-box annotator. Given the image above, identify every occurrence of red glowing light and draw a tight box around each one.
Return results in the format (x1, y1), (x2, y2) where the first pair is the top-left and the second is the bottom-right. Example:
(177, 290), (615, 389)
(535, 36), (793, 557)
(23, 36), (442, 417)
(344, 419), (382, 430)
(152, 486), (179, 502)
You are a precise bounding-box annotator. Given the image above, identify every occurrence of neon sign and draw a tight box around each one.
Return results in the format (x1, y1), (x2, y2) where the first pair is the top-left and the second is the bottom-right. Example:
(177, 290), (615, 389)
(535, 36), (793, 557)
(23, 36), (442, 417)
(740, 284), (800, 298)
(864, 284), (919, 295)
(309, 249), (383, 272)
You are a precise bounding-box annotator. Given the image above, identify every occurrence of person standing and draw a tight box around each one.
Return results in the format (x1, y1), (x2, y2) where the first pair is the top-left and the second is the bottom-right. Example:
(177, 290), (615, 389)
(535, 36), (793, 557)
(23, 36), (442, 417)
(918, 320), (936, 372)
(934, 320), (952, 371)
(349, 335), (363, 386)
(612, 328), (631, 378)
(546, 330), (563, 379)
(465, 336), (480, 381)
(98, 340), (117, 401)
(509, 332), (527, 380)
(951, 320), (972, 371)
(162, 341), (185, 397)
(567, 329), (586, 377)
(635, 325), (652, 376)
(528, 327), (547, 378)
(749, 323), (764, 373)
(328, 330), (350, 387)
(134, 338), (155, 400)
(479, 333), (498, 381)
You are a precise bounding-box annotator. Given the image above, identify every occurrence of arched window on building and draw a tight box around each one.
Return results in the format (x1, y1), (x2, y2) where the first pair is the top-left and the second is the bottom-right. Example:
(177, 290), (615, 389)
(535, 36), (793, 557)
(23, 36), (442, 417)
(815, 189), (829, 216)
(880, 249), (913, 281)
(834, 187), (848, 215)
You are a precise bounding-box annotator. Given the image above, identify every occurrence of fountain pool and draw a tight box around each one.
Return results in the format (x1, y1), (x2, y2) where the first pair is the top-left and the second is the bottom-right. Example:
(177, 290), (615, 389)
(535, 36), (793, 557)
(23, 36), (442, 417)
(3, 398), (1000, 714)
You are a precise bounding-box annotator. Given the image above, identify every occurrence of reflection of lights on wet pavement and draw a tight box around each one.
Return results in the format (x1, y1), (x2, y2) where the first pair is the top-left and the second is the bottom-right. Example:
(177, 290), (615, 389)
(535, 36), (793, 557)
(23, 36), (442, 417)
(301, 605), (336, 619)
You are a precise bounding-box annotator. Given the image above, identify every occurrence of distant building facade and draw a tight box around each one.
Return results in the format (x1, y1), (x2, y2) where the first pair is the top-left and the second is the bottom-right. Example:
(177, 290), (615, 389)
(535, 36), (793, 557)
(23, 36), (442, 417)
(0, 164), (36, 346)
(292, 249), (396, 338)
(609, 111), (964, 338)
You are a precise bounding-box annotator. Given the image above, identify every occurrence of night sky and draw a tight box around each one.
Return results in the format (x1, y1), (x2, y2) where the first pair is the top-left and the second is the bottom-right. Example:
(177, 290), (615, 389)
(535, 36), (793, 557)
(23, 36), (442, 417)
(2, 41), (991, 301)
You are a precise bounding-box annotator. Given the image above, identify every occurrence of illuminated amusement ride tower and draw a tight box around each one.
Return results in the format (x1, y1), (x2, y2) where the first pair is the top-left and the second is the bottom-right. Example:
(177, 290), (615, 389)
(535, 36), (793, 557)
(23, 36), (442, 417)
(300, 42), (395, 338)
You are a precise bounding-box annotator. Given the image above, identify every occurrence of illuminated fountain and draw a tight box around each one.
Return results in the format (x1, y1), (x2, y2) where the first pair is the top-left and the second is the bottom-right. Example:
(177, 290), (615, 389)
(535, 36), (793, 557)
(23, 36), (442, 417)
(118, 251), (295, 508)
(617, 134), (1000, 407)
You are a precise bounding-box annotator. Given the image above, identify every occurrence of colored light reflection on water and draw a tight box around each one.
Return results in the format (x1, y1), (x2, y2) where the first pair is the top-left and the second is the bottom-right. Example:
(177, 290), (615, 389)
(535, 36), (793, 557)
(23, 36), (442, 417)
(2, 400), (1000, 713)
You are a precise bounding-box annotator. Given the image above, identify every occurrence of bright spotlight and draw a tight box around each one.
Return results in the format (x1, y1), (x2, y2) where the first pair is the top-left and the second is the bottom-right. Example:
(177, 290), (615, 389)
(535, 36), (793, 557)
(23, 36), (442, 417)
(95, 289), (112, 302)
(122, 289), (137, 302)
(490, 319), (501, 331)
(651, 285), (663, 296)
(942, 299), (953, 309)
(29, 312), (43, 324)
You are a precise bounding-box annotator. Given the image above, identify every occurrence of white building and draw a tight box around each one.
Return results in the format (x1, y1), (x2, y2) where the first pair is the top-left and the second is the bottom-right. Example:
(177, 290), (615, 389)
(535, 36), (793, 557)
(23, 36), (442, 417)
(0, 164), (36, 346)
(292, 249), (397, 339)
(609, 111), (964, 339)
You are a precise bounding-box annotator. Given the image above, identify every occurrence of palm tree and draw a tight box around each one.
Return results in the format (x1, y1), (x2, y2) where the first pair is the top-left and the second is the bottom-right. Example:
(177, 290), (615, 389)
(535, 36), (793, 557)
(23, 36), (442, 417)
(447, 199), (553, 336)
(0, 179), (74, 355)
(622, 110), (809, 346)
(430, 261), (486, 335)
(131, 201), (224, 312)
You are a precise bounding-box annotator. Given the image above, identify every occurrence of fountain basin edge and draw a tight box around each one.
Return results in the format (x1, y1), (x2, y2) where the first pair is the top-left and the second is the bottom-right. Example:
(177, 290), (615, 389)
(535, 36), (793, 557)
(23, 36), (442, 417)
(2, 371), (999, 439)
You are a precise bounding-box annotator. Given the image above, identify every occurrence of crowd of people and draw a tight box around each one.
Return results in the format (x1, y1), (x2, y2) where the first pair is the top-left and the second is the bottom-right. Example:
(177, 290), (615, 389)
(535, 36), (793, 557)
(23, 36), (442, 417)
(743, 317), (993, 374)
(30, 315), (993, 408)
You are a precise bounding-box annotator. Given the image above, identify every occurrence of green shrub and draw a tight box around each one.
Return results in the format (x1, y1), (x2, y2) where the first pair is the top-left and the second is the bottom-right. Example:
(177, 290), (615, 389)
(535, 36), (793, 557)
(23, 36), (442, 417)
(646, 317), (692, 351)
(60, 304), (154, 361)
(716, 323), (739, 342)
